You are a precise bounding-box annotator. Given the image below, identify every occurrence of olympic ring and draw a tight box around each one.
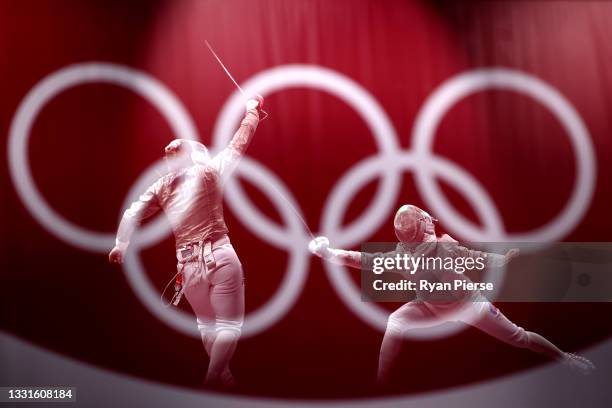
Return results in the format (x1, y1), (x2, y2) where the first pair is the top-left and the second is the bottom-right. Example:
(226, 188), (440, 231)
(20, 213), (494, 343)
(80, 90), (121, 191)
(412, 68), (596, 242)
(7, 63), (199, 252)
(8, 63), (597, 342)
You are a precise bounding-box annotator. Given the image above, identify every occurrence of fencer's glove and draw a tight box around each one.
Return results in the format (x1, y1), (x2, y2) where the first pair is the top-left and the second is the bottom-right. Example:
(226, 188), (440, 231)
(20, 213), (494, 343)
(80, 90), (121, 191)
(246, 94), (264, 112)
(504, 248), (520, 263)
(308, 236), (332, 259)
(108, 245), (125, 265)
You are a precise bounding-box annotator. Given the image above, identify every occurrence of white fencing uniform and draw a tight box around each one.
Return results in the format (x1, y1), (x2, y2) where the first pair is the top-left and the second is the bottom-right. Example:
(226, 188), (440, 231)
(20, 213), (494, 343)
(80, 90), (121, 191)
(116, 108), (258, 332)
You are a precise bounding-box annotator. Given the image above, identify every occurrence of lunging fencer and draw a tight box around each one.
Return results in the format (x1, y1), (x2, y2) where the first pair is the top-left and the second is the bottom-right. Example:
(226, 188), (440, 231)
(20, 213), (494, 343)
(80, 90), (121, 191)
(109, 96), (264, 388)
(309, 204), (595, 385)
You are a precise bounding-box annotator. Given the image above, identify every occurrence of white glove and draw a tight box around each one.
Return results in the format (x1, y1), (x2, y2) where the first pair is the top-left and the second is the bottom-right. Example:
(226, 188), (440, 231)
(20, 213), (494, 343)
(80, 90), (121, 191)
(108, 246), (125, 264)
(308, 236), (332, 259)
(246, 99), (260, 111)
(246, 94), (264, 112)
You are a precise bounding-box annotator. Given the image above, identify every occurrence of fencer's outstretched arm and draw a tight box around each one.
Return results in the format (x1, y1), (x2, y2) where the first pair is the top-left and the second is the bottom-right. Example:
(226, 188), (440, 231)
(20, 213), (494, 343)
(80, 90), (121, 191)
(308, 236), (364, 269)
(308, 235), (519, 271)
(210, 97), (262, 180)
(109, 181), (162, 264)
(439, 234), (519, 266)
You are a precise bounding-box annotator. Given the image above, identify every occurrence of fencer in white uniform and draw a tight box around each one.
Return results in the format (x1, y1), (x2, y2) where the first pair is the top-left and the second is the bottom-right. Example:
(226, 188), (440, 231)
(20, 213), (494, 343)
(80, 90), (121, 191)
(109, 97), (264, 388)
(309, 204), (595, 384)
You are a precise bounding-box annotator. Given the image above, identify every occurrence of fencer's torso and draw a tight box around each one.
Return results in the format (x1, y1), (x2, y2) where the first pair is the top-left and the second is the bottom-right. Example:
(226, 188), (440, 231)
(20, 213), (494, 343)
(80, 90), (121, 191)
(155, 164), (227, 248)
(359, 234), (506, 306)
(115, 109), (260, 251)
(395, 235), (481, 305)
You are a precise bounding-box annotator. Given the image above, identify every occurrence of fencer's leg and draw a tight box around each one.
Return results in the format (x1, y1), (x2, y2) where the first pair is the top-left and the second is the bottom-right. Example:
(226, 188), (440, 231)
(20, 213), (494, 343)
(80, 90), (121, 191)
(196, 319), (216, 356)
(378, 302), (438, 385)
(515, 330), (597, 373)
(196, 319), (235, 385)
(520, 331), (596, 374)
(205, 246), (245, 387)
(205, 323), (241, 386)
(378, 316), (404, 385)
(467, 303), (561, 357)
(467, 303), (595, 374)
(182, 263), (223, 380)
(522, 332), (564, 360)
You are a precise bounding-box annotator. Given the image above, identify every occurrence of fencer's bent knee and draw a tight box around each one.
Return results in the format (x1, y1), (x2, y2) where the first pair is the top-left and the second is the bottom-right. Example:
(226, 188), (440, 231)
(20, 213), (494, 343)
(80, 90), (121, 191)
(215, 319), (243, 335)
(386, 315), (404, 338)
(196, 318), (216, 334)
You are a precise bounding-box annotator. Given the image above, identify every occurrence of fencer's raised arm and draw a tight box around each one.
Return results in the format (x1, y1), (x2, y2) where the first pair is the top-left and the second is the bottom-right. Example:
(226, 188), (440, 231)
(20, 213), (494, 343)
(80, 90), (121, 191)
(210, 97), (262, 180)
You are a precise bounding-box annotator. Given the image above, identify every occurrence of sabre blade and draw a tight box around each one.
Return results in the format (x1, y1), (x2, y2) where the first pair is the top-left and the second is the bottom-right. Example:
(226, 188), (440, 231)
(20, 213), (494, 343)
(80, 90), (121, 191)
(204, 40), (246, 96)
(266, 181), (316, 240)
(204, 40), (270, 121)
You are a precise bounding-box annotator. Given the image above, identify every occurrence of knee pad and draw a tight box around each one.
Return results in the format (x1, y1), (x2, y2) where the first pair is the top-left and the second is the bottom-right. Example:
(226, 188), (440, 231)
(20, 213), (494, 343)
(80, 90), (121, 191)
(196, 318), (216, 335)
(215, 319), (243, 335)
(386, 315), (405, 338)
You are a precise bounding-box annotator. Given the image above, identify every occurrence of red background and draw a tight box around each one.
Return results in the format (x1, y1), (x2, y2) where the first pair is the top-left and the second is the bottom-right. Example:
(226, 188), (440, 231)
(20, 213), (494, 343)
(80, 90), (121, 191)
(1, 0), (611, 399)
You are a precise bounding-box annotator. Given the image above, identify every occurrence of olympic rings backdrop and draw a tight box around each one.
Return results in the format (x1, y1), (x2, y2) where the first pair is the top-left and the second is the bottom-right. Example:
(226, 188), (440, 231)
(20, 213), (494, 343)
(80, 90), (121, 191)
(2, 0), (612, 402)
